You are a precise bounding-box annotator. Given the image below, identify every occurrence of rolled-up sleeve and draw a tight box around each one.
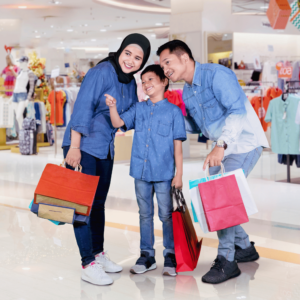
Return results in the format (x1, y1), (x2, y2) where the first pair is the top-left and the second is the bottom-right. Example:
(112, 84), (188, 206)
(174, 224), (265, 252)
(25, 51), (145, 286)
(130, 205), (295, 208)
(173, 110), (187, 141)
(212, 68), (247, 144)
(70, 69), (106, 136)
(120, 103), (137, 131)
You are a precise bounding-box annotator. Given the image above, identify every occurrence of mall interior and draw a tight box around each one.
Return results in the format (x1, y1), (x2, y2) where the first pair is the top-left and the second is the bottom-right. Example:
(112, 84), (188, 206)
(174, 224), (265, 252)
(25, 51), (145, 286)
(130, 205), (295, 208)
(1, 0), (300, 299)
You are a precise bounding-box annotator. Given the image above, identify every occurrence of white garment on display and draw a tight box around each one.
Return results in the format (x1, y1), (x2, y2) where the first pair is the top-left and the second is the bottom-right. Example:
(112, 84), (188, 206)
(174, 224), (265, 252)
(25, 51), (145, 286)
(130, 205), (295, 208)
(262, 60), (277, 84)
(0, 97), (14, 128)
(14, 70), (29, 93)
(295, 101), (300, 151)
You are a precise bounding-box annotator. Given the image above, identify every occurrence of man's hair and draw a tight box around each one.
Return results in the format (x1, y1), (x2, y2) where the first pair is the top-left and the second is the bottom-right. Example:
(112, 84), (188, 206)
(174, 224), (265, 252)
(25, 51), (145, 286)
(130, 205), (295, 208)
(141, 64), (169, 92)
(156, 40), (194, 61)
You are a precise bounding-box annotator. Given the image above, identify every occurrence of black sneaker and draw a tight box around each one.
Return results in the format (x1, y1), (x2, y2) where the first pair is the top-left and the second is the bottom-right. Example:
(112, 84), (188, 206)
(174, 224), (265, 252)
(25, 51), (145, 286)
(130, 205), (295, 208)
(235, 242), (259, 263)
(202, 255), (241, 284)
(162, 253), (177, 277)
(130, 251), (156, 274)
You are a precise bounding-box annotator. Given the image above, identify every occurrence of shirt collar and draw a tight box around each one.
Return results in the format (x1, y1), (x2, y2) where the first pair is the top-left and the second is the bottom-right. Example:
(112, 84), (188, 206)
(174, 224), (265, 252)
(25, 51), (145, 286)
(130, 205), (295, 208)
(146, 98), (168, 106)
(185, 61), (201, 88)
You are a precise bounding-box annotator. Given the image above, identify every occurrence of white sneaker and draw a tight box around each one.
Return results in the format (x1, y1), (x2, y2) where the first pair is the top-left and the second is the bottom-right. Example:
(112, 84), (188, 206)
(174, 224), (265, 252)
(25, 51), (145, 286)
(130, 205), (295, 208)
(81, 261), (113, 286)
(95, 251), (123, 273)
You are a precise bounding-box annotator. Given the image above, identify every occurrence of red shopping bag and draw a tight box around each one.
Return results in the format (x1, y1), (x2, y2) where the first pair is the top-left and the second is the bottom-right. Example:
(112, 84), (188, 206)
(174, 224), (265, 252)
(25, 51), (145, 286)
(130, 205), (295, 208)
(172, 188), (202, 272)
(34, 162), (99, 216)
(198, 173), (248, 232)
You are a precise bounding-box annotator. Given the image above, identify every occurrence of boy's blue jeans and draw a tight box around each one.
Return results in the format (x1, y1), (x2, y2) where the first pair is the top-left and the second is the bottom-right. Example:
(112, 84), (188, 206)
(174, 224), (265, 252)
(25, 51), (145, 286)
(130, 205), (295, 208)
(209, 146), (263, 261)
(135, 179), (175, 257)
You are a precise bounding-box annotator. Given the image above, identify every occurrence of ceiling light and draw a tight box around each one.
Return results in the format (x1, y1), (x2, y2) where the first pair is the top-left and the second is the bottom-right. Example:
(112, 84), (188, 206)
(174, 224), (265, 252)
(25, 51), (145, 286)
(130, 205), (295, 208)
(155, 23), (163, 26)
(50, 25), (54, 28)
(151, 34), (156, 38)
(91, 39), (96, 42)
(148, 29), (153, 32)
(67, 29), (73, 32)
(36, 36), (41, 38)
(94, 0), (171, 13)
(60, 41), (63, 44)
(84, 24), (88, 27)
(260, 6), (268, 9)
(22, 267), (30, 270)
(18, 6), (27, 9)
(117, 37), (123, 40)
(100, 29), (107, 32)
(71, 47), (109, 52)
(49, 0), (61, 4)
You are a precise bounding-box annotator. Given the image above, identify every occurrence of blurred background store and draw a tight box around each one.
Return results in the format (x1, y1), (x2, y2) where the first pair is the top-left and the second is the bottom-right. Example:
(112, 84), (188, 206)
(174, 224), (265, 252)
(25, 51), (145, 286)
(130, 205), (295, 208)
(0, 1), (300, 299)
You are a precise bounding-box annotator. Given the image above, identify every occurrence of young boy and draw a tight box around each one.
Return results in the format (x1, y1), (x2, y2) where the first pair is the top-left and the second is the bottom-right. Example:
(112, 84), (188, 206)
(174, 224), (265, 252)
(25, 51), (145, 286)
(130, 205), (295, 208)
(105, 64), (186, 277)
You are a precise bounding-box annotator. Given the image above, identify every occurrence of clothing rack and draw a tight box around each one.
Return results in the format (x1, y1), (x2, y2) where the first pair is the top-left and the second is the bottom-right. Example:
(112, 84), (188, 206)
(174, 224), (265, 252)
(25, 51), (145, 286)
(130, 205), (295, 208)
(279, 81), (300, 184)
(53, 82), (81, 157)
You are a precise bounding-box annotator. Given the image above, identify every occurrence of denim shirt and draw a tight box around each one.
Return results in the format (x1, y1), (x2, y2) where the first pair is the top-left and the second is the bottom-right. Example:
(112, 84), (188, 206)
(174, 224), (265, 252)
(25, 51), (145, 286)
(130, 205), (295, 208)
(62, 61), (138, 159)
(183, 62), (268, 155)
(121, 99), (187, 182)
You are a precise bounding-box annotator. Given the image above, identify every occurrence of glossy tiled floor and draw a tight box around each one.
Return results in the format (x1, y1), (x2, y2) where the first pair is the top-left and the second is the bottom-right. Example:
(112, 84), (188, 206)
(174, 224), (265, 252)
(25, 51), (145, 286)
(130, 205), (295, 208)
(1, 141), (300, 300)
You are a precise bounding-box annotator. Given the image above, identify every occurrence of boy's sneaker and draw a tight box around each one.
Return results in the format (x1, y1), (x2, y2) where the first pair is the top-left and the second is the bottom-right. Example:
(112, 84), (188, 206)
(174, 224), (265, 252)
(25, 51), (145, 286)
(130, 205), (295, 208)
(81, 261), (113, 286)
(202, 255), (241, 284)
(162, 253), (177, 277)
(235, 242), (259, 263)
(130, 251), (157, 274)
(95, 251), (123, 273)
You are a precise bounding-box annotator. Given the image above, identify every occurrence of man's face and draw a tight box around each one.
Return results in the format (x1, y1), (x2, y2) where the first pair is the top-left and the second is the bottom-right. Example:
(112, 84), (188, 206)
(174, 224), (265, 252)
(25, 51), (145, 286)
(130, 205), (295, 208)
(159, 49), (186, 82)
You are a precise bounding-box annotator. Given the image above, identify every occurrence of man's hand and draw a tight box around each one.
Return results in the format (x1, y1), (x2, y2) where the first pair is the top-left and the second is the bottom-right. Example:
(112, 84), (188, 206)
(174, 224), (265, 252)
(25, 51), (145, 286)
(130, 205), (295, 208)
(203, 146), (224, 170)
(105, 94), (117, 107)
(172, 174), (183, 190)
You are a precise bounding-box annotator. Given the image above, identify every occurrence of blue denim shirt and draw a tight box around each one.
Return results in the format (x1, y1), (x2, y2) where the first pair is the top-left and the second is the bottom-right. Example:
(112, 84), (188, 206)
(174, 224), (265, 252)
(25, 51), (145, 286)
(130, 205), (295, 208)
(183, 62), (247, 143)
(121, 99), (187, 182)
(62, 61), (138, 159)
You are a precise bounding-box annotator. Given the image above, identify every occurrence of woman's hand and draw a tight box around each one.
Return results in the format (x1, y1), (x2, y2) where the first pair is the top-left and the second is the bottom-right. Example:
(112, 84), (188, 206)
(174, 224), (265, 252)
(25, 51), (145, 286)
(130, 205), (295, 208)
(105, 94), (117, 107)
(65, 148), (81, 168)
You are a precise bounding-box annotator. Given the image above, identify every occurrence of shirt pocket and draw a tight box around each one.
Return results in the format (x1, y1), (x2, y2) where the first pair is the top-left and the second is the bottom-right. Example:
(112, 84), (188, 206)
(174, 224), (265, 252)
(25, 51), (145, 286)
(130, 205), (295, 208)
(135, 118), (143, 132)
(203, 99), (224, 121)
(157, 121), (171, 137)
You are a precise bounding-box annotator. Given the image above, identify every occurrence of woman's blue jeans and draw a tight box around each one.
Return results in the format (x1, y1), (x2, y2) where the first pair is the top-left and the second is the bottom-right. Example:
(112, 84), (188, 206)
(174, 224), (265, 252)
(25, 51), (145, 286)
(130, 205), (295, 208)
(135, 179), (175, 257)
(63, 146), (114, 266)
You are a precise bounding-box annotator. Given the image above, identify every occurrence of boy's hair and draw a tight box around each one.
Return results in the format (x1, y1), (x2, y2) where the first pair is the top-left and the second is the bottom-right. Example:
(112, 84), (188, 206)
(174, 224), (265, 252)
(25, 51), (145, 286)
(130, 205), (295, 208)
(156, 40), (194, 61)
(141, 64), (169, 92)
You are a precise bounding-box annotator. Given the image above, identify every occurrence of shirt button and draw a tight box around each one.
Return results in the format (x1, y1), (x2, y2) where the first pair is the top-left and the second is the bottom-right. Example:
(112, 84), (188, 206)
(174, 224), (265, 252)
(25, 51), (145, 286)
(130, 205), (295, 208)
(199, 104), (202, 106)
(148, 128), (151, 131)
(194, 91), (197, 94)
(151, 112), (153, 115)
(145, 160), (147, 162)
(203, 118), (205, 120)
(146, 145), (149, 147)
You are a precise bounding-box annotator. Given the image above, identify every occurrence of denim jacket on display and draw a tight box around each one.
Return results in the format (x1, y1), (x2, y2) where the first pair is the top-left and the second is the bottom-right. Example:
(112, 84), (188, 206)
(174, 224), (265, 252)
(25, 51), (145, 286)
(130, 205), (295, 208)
(62, 61), (138, 159)
(183, 62), (268, 155)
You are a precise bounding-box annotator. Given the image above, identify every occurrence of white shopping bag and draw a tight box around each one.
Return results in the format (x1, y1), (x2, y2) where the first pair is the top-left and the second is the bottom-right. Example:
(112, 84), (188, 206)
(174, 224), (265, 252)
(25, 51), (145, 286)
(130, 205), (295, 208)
(189, 164), (258, 234)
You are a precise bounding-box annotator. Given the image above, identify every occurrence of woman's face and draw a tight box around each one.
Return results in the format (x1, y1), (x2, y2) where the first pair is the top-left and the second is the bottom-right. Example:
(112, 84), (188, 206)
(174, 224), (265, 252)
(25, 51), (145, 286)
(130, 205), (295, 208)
(118, 45), (144, 74)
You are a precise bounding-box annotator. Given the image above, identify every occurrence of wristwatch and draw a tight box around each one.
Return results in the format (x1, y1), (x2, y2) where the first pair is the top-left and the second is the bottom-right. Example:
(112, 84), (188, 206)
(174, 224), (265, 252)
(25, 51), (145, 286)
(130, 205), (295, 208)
(216, 140), (227, 150)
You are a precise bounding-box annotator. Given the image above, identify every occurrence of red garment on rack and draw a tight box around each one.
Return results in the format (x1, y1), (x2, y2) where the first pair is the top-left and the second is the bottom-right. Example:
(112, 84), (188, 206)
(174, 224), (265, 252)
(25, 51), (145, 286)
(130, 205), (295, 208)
(250, 87), (282, 131)
(164, 90), (186, 116)
(48, 90), (65, 126)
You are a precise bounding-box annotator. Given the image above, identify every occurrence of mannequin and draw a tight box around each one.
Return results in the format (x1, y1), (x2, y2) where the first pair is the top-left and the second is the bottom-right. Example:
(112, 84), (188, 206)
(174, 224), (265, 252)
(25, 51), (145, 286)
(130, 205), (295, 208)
(9, 56), (35, 130)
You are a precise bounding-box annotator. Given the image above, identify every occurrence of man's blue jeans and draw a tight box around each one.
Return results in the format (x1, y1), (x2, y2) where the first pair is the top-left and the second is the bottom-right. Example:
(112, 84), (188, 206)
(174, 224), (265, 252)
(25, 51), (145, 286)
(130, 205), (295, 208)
(135, 179), (175, 257)
(209, 146), (263, 261)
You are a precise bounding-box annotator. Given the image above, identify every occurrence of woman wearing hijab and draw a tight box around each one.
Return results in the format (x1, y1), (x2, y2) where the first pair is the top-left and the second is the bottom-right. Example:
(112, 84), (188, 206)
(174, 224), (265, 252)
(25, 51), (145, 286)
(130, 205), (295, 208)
(62, 33), (151, 286)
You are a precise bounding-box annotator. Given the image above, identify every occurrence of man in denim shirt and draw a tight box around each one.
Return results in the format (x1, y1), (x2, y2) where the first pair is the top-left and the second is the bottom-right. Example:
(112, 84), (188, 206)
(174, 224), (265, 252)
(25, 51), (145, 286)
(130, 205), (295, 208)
(158, 40), (269, 284)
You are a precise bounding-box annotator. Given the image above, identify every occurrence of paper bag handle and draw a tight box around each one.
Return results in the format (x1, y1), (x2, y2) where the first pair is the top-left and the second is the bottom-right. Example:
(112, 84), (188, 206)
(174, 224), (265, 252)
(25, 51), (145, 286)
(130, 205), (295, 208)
(205, 162), (225, 180)
(172, 186), (186, 212)
(61, 160), (82, 173)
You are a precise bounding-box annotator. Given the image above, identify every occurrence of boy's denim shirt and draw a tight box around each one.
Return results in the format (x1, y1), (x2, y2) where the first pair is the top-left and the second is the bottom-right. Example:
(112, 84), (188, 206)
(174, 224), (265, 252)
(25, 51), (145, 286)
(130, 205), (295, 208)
(62, 61), (138, 159)
(121, 99), (187, 182)
(183, 62), (247, 144)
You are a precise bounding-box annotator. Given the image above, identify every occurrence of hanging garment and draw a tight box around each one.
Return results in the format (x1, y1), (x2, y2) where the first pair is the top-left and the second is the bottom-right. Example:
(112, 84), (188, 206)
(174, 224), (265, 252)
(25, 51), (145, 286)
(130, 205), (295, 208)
(290, 61), (300, 88)
(265, 95), (300, 154)
(262, 60), (277, 84)
(295, 101), (300, 152)
(48, 90), (66, 126)
(278, 155), (300, 168)
(164, 90), (186, 116)
(0, 97), (14, 128)
(1, 65), (18, 96)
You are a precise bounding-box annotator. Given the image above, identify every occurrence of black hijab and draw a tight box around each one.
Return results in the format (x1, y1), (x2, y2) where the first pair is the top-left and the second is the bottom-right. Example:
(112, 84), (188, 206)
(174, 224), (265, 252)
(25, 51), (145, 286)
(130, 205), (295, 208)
(98, 33), (151, 84)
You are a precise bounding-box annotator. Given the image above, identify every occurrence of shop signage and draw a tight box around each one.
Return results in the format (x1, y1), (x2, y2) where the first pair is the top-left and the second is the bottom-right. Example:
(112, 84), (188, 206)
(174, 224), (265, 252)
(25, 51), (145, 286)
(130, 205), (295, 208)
(290, 1), (300, 31)
(267, 0), (292, 29)
(278, 66), (293, 78)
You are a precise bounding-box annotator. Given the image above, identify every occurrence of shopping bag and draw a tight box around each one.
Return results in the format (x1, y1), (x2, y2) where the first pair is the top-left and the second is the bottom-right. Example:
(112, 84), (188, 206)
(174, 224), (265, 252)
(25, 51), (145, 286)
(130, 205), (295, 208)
(29, 200), (64, 226)
(34, 161), (99, 216)
(190, 165), (258, 234)
(30, 200), (90, 225)
(172, 187), (202, 272)
(198, 165), (249, 232)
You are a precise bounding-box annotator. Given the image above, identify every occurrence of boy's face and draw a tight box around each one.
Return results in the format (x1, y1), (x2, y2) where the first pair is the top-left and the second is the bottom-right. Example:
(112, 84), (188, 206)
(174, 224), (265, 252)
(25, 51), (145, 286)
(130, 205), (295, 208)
(141, 71), (168, 98)
(159, 49), (187, 82)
